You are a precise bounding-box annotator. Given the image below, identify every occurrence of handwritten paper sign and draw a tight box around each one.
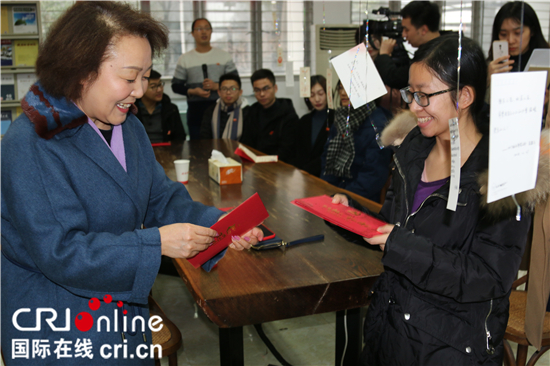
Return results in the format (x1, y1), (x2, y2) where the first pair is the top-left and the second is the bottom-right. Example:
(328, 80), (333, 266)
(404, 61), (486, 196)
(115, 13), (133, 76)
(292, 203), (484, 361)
(488, 71), (546, 203)
(331, 43), (387, 108)
(447, 117), (461, 211)
(326, 68), (334, 109)
(299, 67), (311, 98)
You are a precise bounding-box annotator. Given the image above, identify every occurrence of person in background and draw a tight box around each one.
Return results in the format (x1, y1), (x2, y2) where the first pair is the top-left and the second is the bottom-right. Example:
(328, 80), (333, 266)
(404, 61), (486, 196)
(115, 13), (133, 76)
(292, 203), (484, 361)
(373, 1), (441, 91)
(487, 1), (549, 83)
(172, 18), (238, 140)
(321, 81), (393, 203)
(135, 69), (186, 143)
(333, 34), (539, 366)
(1, 3), (261, 364)
(200, 73), (249, 140)
(294, 75), (334, 177)
(240, 68), (299, 164)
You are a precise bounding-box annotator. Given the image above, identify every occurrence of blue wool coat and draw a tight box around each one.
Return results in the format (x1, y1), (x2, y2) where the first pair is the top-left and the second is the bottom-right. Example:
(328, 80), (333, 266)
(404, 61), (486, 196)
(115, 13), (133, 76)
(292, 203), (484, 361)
(1, 83), (222, 365)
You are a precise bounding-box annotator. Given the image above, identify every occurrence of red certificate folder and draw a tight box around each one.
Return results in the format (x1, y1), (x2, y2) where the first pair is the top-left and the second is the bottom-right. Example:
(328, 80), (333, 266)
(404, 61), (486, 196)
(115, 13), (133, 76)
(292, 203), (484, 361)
(187, 193), (269, 268)
(291, 195), (386, 238)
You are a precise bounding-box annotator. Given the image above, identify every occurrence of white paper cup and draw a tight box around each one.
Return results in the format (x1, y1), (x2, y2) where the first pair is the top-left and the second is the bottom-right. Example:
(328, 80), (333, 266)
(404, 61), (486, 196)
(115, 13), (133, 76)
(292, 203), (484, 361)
(174, 159), (190, 183)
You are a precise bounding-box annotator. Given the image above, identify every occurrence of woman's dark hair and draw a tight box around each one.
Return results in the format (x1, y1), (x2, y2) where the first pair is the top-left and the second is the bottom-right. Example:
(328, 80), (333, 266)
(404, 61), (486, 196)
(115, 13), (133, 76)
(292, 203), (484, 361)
(36, 1), (168, 101)
(412, 34), (487, 129)
(305, 75), (327, 110)
(488, 1), (549, 60)
(191, 18), (212, 32)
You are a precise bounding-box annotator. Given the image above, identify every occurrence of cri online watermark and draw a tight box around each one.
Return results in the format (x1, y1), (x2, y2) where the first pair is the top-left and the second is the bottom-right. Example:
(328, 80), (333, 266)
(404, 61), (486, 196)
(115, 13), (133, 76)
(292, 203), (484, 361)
(10, 294), (163, 361)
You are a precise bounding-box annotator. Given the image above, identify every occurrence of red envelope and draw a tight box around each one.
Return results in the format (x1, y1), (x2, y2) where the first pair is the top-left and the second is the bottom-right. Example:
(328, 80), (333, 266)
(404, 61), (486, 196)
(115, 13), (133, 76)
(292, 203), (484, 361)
(187, 193), (269, 268)
(291, 195), (386, 238)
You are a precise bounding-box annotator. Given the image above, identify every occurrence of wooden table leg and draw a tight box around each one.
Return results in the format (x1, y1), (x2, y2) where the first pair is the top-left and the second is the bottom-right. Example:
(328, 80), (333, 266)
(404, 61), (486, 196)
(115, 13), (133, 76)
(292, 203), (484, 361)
(219, 327), (244, 366)
(335, 308), (362, 366)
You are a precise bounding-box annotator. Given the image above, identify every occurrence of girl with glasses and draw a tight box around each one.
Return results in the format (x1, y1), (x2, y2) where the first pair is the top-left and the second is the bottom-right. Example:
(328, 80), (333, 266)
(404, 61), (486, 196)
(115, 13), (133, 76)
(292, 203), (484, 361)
(333, 34), (546, 365)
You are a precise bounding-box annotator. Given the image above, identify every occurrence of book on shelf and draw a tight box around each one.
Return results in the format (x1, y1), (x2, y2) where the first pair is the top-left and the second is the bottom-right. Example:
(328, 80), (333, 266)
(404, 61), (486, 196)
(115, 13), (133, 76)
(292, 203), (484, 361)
(1, 39), (13, 66)
(1, 6), (9, 34)
(14, 39), (38, 67)
(1, 73), (15, 101)
(12, 6), (37, 34)
(16, 73), (36, 101)
(1, 110), (12, 135)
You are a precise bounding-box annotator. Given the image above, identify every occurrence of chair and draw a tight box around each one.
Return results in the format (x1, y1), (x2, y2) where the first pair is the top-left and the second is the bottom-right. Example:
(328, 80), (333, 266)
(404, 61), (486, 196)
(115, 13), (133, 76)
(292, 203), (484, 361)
(148, 295), (183, 366)
(503, 274), (550, 366)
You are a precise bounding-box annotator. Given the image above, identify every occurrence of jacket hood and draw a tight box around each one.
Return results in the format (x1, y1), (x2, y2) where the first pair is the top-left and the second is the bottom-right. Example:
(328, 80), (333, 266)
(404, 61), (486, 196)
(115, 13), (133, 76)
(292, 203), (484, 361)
(380, 110), (550, 215)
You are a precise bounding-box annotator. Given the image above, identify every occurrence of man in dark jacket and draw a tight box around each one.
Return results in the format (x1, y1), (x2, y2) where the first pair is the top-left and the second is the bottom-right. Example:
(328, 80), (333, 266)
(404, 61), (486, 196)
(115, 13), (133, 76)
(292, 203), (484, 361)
(373, 1), (441, 90)
(240, 69), (299, 164)
(136, 70), (186, 143)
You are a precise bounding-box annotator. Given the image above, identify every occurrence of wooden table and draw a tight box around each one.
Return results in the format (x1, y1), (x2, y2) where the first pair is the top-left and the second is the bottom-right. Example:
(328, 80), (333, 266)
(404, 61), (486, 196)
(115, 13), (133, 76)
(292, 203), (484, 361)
(154, 139), (384, 366)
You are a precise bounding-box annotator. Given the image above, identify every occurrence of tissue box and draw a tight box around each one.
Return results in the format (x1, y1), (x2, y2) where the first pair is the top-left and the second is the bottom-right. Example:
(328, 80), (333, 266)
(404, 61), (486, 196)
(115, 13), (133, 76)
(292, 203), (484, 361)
(208, 158), (242, 185)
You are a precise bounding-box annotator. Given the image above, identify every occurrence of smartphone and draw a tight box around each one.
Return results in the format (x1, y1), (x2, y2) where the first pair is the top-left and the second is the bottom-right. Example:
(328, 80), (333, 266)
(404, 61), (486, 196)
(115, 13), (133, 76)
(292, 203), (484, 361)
(493, 40), (509, 60)
(259, 224), (275, 240)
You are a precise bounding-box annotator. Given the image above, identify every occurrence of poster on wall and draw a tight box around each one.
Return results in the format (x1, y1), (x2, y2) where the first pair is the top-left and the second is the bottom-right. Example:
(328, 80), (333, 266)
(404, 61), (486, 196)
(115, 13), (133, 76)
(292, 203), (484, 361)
(12, 6), (37, 34)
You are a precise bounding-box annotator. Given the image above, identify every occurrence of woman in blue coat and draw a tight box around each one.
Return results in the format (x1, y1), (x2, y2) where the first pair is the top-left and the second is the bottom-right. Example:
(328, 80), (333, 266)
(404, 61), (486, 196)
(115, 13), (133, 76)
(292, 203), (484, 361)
(1, 2), (261, 365)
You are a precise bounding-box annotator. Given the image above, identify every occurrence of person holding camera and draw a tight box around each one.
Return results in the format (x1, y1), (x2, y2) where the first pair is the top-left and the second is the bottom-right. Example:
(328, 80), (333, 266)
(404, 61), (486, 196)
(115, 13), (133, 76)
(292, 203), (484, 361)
(373, 1), (441, 90)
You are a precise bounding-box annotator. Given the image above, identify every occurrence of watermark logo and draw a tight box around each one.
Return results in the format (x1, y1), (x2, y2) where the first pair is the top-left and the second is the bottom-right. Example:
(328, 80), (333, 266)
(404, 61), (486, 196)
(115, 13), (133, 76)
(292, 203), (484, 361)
(11, 294), (163, 361)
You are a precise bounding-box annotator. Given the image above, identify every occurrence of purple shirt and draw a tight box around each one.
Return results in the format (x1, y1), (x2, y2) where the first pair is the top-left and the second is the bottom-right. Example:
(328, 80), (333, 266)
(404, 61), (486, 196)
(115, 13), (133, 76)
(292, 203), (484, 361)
(411, 177), (448, 213)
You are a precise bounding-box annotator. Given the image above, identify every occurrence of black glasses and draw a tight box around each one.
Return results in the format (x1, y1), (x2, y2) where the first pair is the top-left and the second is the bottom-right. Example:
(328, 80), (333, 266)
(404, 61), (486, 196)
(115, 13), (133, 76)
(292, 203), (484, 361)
(400, 87), (453, 107)
(149, 81), (165, 91)
(220, 86), (240, 93)
(253, 85), (272, 94)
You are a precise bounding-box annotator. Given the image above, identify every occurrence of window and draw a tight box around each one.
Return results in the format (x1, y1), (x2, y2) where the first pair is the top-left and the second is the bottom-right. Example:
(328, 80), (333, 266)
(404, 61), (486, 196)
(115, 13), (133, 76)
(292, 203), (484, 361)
(148, 1), (306, 77)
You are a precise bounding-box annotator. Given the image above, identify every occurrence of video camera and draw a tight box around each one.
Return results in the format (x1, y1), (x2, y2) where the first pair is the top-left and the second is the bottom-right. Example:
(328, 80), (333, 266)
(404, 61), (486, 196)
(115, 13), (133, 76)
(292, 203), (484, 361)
(366, 7), (403, 39)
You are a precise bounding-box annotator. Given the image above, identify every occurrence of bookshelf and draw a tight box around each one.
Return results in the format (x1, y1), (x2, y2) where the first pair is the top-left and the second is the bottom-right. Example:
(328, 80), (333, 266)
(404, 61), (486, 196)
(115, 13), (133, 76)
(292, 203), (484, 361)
(1, 1), (41, 135)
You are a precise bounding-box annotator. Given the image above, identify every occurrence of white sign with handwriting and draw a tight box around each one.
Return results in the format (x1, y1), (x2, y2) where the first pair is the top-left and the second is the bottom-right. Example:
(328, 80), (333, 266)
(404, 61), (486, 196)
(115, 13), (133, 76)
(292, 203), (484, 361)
(331, 43), (386, 108)
(488, 71), (546, 203)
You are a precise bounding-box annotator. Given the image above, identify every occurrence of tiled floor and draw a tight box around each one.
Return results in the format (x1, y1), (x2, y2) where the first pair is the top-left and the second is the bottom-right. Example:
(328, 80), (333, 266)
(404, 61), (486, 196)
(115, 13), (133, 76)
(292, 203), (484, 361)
(152, 273), (550, 366)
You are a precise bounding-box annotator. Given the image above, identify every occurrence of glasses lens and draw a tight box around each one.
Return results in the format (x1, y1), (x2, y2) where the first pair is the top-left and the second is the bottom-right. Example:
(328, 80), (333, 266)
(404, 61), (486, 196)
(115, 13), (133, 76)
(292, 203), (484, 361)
(416, 92), (429, 107)
(400, 88), (413, 104)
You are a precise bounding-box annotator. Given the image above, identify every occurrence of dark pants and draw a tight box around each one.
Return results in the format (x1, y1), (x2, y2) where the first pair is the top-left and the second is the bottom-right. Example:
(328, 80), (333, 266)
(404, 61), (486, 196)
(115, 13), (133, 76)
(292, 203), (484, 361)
(187, 100), (216, 140)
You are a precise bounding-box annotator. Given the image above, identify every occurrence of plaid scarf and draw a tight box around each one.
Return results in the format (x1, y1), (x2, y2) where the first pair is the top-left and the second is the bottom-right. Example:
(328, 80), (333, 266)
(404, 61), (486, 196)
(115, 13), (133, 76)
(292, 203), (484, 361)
(211, 96), (245, 139)
(324, 102), (375, 178)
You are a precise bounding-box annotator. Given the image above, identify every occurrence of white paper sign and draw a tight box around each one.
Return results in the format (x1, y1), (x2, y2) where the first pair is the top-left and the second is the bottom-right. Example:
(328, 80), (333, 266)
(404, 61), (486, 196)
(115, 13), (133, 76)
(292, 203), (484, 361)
(447, 117), (461, 211)
(326, 68), (334, 109)
(331, 43), (387, 108)
(16, 73), (36, 101)
(299, 67), (311, 98)
(277, 45), (283, 67)
(285, 61), (294, 87)
(488, 71), (546, 203)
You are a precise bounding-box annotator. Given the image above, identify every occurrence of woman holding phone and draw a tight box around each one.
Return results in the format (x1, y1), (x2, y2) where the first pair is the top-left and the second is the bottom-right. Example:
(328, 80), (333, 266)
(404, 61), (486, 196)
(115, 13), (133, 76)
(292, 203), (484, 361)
(487, 1), (549, 84)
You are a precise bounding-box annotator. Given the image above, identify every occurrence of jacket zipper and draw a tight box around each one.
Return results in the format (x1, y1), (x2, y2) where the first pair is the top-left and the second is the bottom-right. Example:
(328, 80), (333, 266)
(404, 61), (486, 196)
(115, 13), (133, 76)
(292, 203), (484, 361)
(485, 299), (495, 354)
(393, 156), (409, 220)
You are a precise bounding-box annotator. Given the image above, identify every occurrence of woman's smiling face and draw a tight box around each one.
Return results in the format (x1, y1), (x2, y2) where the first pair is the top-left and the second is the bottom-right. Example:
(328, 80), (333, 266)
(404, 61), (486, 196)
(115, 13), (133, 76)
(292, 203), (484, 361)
(77, 35), (152, 130)
(408, 62), (457, 139)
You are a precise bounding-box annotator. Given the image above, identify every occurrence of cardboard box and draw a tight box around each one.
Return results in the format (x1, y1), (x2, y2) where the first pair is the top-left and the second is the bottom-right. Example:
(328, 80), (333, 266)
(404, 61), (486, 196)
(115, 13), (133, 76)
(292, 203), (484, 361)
(208, 158), (242, 185)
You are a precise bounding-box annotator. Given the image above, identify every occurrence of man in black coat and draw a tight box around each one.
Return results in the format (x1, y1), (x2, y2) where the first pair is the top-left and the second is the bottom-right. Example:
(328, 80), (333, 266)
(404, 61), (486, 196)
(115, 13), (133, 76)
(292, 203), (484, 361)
(240, 69), (299, 164)
(136, 70), (186, 143)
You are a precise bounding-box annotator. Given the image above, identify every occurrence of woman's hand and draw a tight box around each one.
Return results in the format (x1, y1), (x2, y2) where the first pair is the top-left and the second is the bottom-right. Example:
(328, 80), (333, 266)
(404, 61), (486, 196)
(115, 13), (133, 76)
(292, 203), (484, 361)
(332, 194), (349, 207)
(379, 38), (396, 56)
(159, 223), (218, 258)
(363, 224), (394, 251)
(487, 55), (514, 85)
(229, 227), (264, 250)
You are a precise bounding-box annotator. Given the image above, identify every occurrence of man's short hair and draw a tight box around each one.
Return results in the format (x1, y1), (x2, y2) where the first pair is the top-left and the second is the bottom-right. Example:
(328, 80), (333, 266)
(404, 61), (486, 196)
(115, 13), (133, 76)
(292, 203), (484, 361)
(251, 69), (275, 85)
(401, 1), (440, 33)
(149, 70), (161, 80)
(219, 73), (242, 89)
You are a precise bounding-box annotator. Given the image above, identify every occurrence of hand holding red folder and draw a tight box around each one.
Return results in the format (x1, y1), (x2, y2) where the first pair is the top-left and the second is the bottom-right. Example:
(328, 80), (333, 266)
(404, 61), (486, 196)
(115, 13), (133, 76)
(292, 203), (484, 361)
(291, 195), (386, 238)
(188, 193), (269, 268)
